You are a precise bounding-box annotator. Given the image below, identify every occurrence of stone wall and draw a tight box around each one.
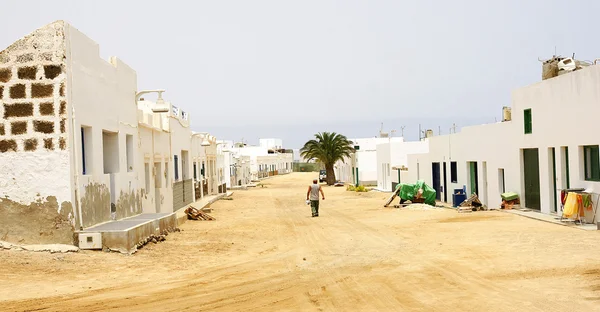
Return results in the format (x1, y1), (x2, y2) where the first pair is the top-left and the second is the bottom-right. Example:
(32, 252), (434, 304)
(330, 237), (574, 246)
(0, 21), (74, 243)
(0, 21), (68, 155)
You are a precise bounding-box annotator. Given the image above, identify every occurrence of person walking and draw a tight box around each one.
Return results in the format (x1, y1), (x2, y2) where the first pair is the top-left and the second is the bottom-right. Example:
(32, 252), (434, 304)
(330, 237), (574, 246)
(306, 179), (325, 217)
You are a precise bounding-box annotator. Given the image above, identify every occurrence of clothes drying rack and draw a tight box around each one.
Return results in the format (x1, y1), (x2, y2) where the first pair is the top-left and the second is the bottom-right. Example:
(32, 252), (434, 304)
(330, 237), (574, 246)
(559, 189), (598, 225)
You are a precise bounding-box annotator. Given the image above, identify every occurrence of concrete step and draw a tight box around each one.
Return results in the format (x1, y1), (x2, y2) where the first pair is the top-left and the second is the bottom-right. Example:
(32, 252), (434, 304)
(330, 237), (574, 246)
(77, 213), (177, 254)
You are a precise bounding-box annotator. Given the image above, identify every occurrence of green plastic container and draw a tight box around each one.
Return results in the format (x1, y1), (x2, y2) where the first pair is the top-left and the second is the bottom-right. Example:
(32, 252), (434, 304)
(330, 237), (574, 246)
(501, 192), (519, 201)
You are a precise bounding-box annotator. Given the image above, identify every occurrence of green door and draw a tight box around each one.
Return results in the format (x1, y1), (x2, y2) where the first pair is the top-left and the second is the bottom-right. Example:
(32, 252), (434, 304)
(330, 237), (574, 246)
(469, 162), (478, 195)
(523, 148), (541, 210)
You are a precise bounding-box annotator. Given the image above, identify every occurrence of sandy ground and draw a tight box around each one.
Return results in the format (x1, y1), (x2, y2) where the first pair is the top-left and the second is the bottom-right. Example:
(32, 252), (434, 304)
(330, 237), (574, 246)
(2, 172), (600, 311)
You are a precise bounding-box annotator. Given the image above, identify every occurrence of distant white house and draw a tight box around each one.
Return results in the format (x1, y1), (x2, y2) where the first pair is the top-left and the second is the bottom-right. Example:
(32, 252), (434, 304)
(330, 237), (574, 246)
(347, 137), (405, 185)
(228, 139), (293, 181)
(259, 138), (283, 150)
(376, 139), (429, 191)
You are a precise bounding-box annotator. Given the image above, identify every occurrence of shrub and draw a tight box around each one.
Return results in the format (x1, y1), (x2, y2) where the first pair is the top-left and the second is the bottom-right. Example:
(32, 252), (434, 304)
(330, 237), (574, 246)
(355, 185), (368, 192)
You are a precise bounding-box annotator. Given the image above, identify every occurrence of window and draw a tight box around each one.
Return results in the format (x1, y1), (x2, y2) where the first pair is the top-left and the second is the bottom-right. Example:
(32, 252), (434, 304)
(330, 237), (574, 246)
(524, 109), (532, 134)
(498, 169), (505, 194)
(174, 155), (179, 180)
(584, 145), (600, 181)
(81, 127), (93, 175)
(126, 134), (134, 172)
(193, 162), (197, 180)
(450, 161), (457, 183)
(562, 146), (570, 188)
(102, 131), (119, 174)
(144, 163), (150, 190)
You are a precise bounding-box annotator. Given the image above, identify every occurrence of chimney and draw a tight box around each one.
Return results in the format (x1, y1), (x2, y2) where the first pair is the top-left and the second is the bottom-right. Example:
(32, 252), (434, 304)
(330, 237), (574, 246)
(502, 107), (512, 122)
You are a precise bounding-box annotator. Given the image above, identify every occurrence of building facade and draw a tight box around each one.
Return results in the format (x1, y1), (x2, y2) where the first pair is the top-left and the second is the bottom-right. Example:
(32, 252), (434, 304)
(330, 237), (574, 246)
(375, 139), (429, 192)
(407, 64), (600, 221)
(0, 21), (234, 245)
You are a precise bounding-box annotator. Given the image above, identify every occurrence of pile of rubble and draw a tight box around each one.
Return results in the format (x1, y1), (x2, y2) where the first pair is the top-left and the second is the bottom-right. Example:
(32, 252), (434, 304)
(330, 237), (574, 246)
(135, 228), (180, 250)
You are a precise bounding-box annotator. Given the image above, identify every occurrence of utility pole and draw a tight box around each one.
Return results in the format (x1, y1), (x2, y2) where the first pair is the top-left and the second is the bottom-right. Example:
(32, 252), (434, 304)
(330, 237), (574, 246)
(400, 126), (405, 138)
(438, 126), (441, 135)
(418, 124), (422, 141)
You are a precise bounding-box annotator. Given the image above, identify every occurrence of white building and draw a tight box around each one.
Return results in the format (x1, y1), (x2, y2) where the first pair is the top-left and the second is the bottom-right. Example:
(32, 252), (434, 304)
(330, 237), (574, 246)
(349, 137), (405, 185)
(259, 138), (283, 150)
(407, 63), (600, 222)
(333, 153), (356, 184)
(137, 97), (173, 214)
(375, 139), (429, 192)
(0, 21), (143, 243)
(229, 138), (293, 181)
(0, 21), (232, 247)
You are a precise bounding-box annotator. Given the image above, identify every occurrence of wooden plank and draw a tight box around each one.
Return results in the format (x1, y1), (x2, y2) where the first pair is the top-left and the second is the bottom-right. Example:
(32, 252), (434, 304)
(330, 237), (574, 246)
(384, 188), (401, 207)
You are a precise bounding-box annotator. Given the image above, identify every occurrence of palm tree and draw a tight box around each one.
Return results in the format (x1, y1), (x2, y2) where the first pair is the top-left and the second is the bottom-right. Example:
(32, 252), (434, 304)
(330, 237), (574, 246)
(300, 132), (354, 185)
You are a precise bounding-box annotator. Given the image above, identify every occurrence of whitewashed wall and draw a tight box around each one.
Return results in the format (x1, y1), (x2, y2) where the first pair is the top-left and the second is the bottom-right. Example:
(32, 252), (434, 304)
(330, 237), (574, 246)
(406, 64), (600, 215)
(67, 23), (142, 226)
(376, 140), (430, 191)
(137, 100), (173, 214)
(352, 137), (404, 185)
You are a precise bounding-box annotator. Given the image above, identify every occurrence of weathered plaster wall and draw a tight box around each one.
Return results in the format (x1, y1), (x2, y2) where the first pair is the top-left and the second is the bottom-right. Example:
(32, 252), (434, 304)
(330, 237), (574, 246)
(65, 24), (142, 227)
(138, 121), (173, 214)
(0, 196), (74, 245)
(0, 21), (71, 207)
(169, 106), (194, 207)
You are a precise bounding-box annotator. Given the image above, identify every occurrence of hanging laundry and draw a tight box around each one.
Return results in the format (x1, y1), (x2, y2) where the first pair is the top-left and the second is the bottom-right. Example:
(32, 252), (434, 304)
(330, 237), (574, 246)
(582, 193), (593, 211)
(563, 192), (579, 219)
(577, 194), (585, 217)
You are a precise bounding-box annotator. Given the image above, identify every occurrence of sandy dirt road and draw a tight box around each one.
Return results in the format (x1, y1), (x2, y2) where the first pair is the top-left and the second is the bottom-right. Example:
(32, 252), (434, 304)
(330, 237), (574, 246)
(2, 172), (600, 311)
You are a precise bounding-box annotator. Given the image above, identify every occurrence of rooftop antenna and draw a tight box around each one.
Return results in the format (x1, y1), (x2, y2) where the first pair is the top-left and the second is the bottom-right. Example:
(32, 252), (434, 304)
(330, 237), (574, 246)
(400, 126), (405, 137)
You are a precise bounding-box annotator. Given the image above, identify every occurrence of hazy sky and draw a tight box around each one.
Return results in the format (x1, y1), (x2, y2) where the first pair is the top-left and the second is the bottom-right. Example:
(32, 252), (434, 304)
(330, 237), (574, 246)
(2, 1), (599, 147)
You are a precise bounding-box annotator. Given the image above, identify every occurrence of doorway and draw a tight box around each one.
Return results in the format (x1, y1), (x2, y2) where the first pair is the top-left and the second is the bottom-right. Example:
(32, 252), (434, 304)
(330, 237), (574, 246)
(469, 162), (478, 195)
(432, 163), (441, 200)
(550, 148), (557, 212)
(443, 162), (448, 202)
(102, 131), (119, 216)
(498, 169), (505, 194)
(482, 161), (488, 206)
(523, 148), (541, 210)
